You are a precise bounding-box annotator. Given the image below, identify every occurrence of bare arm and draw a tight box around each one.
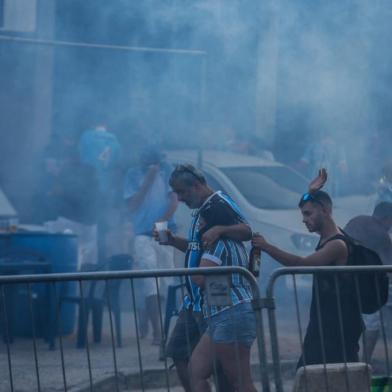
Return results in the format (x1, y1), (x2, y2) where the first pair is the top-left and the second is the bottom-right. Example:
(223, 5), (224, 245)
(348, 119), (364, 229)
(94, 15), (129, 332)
(127, 165), (159, 211)
(152, 228), (189, 253)
(169, 235), (189, 253)
(252, 234), (348, 267)
(159, 192), (178, 221)
(202, 223), (252, 248)
(220, 223), (252, 241)
(155, 222), (251, 253)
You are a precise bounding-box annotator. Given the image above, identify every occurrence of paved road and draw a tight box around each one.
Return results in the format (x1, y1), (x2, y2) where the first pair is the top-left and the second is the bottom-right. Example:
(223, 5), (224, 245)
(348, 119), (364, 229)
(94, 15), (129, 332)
(0, 311), (292, 391)
(1, 310), (390, 391)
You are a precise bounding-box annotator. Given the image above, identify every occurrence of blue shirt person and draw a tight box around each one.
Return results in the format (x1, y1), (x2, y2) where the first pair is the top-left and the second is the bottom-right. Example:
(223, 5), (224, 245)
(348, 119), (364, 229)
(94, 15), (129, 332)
(78, 125), (122, 196)
(123, 147), (178, 345)
(123, 159), (176, 235)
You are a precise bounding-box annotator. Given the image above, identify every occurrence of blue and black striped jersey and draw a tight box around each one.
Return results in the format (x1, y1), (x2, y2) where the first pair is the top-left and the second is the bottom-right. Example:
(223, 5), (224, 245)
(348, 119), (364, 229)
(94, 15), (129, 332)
(182, 190), (247, 313)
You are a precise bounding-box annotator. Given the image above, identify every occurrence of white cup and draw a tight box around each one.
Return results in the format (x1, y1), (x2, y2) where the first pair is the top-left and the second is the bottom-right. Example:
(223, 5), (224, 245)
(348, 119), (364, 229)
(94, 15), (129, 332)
(155, 221), (168, 243)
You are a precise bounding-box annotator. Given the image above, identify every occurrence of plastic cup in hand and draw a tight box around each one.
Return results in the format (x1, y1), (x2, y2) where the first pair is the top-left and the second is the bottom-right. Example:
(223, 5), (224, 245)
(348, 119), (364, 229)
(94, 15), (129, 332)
(155, 221), (168, 243)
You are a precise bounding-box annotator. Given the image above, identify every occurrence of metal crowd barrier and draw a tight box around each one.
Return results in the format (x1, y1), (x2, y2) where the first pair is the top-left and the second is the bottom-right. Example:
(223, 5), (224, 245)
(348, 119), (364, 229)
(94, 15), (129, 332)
(0, 266), (270, 392)
(266, 265), (392, 392)
(2, 265), (391, 392)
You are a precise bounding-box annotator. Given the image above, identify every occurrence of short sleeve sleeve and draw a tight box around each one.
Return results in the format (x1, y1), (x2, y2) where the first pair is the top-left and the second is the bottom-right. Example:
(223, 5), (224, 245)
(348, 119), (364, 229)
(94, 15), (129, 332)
(201, 240), (227, 266)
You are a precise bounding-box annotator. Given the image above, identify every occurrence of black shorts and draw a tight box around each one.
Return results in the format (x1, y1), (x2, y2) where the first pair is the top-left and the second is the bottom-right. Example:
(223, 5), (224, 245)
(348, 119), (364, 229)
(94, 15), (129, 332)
(165, 309), (207, 361)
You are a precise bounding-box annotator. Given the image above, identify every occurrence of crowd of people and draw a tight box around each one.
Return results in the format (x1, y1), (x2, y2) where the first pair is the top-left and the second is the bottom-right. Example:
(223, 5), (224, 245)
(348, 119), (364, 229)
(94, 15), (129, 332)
(32, 125), (392, 391)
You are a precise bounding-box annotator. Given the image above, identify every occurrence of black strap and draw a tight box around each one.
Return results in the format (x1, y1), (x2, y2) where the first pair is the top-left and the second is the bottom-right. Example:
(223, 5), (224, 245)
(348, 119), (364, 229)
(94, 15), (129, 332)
(317, 232), (355, 268)
(316, 233), (349, 250)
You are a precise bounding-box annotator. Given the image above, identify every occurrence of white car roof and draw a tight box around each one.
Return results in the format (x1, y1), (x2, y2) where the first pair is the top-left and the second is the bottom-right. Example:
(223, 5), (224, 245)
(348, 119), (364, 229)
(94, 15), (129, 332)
(166, 149), (282, 168)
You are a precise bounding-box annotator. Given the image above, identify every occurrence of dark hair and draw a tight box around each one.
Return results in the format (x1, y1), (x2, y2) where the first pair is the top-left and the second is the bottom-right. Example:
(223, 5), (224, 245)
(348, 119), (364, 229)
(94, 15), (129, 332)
(199, 198), (239, 235)
(298, 190), (332, 208)
(169, 163), (207, 187)
(373, 202), (392, 219)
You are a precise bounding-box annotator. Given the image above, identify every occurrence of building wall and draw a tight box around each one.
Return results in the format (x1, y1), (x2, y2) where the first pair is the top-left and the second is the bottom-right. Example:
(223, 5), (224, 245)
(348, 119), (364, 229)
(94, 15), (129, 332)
(0, 0), (54, 217)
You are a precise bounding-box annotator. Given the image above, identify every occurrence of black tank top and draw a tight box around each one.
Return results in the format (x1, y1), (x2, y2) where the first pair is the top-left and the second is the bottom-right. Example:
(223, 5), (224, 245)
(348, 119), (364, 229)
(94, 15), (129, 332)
(308, 234), (362, 340)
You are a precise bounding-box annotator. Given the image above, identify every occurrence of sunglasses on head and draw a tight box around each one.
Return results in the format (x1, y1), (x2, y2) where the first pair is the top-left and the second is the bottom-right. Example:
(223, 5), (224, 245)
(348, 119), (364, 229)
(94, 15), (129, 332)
(300, 192), (324, 207)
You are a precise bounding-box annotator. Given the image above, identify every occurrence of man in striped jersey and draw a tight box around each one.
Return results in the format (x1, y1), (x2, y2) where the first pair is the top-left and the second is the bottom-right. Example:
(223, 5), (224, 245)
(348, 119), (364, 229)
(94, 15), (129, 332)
(156, 163), (251, 392)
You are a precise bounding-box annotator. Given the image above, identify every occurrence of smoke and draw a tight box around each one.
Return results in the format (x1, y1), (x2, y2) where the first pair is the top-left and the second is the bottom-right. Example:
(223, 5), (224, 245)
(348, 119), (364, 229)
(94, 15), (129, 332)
(275, 0), (392, 171)
(50, 0), (264, 155)
(1, 0), (392, 219)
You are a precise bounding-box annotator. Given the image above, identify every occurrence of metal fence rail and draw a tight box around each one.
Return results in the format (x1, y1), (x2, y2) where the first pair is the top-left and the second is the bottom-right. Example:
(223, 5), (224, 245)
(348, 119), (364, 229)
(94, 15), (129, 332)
(2, 265), (390, 391)
(0, 266), (270, 392)
(266, 265), (392, 392)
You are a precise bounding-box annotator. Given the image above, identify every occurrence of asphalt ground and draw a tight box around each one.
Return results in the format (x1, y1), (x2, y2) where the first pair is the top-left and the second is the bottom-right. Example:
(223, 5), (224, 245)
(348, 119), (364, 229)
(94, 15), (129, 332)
(0, 310), (297, 391)
(1, 308), (391, 391)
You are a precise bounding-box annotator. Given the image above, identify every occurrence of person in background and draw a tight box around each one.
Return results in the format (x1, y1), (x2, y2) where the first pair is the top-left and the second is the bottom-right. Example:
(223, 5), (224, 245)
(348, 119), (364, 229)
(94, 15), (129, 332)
(79, 124), (122, 194)
(190, 197), (257, 392)
(37, 133), (99, 268)
(79, 124), (123, 260)
(156, 163), (251, 392)
(252, 169), (363, 368)
(123, 146), (177, 345)
(344, 202), (392, 362)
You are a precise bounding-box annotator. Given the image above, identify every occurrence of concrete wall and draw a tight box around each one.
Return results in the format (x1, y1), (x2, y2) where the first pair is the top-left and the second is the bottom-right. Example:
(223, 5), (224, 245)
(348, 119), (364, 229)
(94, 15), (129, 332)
(0, 0), (54, 217)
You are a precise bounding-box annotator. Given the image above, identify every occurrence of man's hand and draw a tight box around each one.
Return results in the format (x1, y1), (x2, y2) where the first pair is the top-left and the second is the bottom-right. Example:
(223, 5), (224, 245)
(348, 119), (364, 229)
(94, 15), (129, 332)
(308, 168), (328, 193)
(152, 227), (175, 246)
(201, 226), (224, 249)
(251, 233), (269, 250)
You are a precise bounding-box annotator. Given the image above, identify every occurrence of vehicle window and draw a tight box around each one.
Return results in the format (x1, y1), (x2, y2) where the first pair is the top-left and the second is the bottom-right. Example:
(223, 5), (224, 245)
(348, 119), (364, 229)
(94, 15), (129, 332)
(222, 166), (308, 209)
(257, 166), (309, 193)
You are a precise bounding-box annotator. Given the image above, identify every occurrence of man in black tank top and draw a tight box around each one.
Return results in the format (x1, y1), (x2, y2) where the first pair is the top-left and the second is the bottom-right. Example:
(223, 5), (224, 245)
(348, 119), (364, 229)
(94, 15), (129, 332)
(252, 175), (363, 367)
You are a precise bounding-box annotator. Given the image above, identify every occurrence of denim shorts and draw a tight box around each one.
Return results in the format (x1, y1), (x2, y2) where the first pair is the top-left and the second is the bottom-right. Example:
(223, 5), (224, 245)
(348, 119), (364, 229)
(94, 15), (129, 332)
(206, 302), (256, 347)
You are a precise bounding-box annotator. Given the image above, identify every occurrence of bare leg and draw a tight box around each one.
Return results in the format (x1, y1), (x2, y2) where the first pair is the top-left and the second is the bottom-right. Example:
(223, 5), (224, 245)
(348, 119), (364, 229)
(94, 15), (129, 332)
(189, 334), (214, 392)
(362, 329), (379, 362)
(215, 342), (257, 392)
(214, 362), (236, 392)
(137, 307), (149, 339)
(174, 359), (193, 392)
(146, 294), (161, 344)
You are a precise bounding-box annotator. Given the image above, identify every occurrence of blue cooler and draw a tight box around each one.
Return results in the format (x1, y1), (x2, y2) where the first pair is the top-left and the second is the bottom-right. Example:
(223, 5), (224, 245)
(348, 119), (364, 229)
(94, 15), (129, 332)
(0, 232), (78, 336)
